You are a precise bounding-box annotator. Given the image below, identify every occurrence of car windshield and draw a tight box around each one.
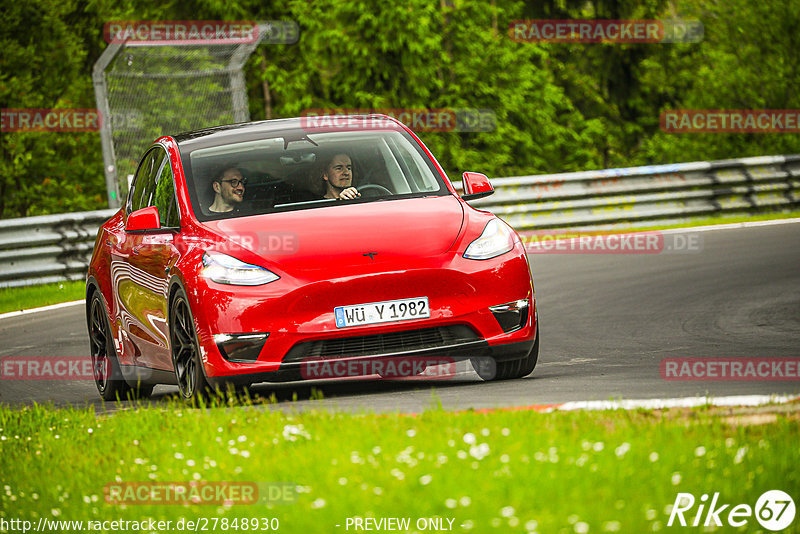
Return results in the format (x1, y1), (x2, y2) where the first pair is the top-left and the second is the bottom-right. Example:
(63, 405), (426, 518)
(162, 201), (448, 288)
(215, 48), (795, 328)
(181, 126), (448, 221)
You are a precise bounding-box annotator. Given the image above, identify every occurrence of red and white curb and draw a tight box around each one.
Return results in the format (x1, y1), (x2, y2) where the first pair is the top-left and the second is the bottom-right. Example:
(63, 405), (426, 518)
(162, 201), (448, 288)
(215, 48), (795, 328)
(472, 394), (800, 414)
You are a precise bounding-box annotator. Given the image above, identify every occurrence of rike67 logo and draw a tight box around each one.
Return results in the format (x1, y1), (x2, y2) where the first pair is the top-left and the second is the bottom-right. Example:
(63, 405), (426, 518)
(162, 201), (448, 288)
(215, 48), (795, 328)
(668, 490), (795, 531)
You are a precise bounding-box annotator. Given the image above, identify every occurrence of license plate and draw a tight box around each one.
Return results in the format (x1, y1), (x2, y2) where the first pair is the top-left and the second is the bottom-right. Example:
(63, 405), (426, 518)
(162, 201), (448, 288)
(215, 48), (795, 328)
(334, 297), (430, 328)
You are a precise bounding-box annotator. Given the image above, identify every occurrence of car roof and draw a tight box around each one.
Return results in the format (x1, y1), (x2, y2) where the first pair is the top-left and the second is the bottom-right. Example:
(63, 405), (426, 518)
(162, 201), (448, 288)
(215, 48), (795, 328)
(172, 114), (403, 146)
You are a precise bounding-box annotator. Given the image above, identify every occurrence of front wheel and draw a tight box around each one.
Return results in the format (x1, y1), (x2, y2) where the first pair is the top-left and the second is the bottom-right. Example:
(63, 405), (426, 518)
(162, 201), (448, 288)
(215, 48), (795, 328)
(472, 326), (539, 381)
(170, 290), (210, 401)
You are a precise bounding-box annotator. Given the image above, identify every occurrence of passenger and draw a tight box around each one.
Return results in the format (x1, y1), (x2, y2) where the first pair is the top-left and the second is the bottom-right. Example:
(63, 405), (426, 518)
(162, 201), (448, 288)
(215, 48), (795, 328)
(321, 153), (360, 200)
(209, 166), (246, 213)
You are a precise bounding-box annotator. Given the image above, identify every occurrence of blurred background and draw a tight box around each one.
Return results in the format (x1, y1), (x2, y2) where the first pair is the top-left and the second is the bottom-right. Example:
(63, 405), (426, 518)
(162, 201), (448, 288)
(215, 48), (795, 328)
(1, 0), (799, 218)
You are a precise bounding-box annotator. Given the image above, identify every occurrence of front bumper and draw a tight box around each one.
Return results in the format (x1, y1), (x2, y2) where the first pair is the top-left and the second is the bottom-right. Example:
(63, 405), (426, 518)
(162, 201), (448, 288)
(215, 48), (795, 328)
(187, 244), (536, 382)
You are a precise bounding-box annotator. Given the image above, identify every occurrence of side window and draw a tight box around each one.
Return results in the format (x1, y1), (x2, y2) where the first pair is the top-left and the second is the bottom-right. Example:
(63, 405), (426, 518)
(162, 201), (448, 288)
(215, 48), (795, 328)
(154, 160), (180, 228)
(128, 148), (165, 213)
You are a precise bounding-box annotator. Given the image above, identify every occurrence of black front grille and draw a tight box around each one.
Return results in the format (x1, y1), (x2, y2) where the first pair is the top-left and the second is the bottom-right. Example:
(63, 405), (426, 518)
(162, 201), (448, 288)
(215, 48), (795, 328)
(283, 325), (481, 362)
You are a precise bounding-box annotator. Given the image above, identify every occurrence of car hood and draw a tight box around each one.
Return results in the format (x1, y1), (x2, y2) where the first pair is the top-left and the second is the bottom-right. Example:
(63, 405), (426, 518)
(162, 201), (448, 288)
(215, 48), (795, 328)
(200, 195), (465, 273)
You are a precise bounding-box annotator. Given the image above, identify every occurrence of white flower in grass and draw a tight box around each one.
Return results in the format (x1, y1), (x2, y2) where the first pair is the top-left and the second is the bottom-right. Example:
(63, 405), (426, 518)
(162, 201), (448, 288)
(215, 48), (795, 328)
(445, 498), (457, 509)
(338, 477), (347, 485)
(671, 472), (682, 485)
(568, 515), (579, 524)
(481, 428), (490, 436)
(469, 443), (490, 460)
(407, 429), (417, 437)
(373, 487), (383, 495)
(240, 450), (250, 458)
(649, 452), (659, 462)
(615, 443), (630, 457)
(463, 432), (476, 445)
(491, 518), (502, 527)
(501, 427), (510, 436)
(734, 446), (747, 464)
(447, 439), (455, 447)
(463, 520), (474, 530)
(372, 446), (381, 455)
(457, 450), (467, 459)
(174, 452), (184, 460)
(694, 446), (706, 457)
(525, 520), (539, 531)
(310, 498), (326, 509)
(282, 424), (310, 441)
(501, 506), (515, 517)
(509, 517), (519, 527)
(592, 442), (604, 452)
(51, 509), (61, 517)
(459, 496), (472, 507)
(419, 475), (432, 485)
(646, 509), (656, 520)
(574, 522), (589, 533)
(602, 521), (621, 532)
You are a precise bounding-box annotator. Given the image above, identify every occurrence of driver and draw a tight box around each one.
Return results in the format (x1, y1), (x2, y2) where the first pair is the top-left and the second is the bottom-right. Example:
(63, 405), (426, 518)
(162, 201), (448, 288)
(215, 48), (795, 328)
(209, 166), (246, 213)
(321, 153), (360, 200)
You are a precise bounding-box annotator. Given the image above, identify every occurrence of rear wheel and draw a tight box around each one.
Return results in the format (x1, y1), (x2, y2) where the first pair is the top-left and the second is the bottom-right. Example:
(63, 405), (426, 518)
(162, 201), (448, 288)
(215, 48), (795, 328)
(88, 292), (131, 400)
(170, 290), (210, 401)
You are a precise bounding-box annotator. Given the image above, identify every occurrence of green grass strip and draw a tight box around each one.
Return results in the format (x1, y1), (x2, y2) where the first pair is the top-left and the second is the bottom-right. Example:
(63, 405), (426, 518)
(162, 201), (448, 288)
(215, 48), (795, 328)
(1, 400), (797, 532)
(0, 280), (85, 315)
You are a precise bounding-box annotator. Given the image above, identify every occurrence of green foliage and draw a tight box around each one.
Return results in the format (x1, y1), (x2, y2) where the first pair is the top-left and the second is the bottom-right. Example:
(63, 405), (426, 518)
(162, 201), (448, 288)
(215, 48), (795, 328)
(1, 0), (799, 218)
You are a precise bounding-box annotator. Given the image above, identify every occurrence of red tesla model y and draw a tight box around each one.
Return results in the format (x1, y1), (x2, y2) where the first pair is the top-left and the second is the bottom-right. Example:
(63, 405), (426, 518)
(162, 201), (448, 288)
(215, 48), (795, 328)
(86, 114), (538, 400)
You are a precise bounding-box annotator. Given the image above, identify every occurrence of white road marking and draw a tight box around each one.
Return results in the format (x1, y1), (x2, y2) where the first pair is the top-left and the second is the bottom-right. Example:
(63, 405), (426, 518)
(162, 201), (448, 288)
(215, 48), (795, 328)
(554, 394), (800, 412)
(0, 300), (84, 321)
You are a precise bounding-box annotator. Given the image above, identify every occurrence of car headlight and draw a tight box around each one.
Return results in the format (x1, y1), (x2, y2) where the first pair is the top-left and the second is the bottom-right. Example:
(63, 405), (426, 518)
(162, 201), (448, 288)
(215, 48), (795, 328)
(202, 252), (279, 285)
(463, 219), (516, 260)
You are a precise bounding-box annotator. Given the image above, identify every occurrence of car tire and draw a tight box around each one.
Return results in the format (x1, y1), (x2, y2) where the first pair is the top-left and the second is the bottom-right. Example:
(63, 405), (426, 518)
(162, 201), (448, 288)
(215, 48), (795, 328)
(169, 289), (211, 401)
(472, 323), (540, 381)
(516, 326), (540, 378)
(88, 291), (131, 401)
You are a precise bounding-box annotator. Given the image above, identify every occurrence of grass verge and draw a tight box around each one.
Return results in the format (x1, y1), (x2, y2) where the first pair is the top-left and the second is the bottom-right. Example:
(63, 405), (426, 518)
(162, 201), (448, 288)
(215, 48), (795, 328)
(1, 399), (797, 533)
(0, 280), (84, 315)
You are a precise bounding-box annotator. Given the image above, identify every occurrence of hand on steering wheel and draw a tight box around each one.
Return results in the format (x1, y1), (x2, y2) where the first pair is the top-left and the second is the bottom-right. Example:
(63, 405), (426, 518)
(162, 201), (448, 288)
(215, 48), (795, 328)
(358, 184), (393, 197)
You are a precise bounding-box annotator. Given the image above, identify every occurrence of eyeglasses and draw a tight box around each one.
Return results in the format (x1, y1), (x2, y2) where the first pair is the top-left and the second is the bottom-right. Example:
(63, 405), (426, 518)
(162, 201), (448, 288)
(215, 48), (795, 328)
(219, 178), (247, 188)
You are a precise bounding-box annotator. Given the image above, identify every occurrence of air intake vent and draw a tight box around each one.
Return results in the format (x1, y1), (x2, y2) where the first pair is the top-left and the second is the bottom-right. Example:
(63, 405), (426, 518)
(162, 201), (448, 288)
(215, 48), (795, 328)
(284, 325), (481, 362)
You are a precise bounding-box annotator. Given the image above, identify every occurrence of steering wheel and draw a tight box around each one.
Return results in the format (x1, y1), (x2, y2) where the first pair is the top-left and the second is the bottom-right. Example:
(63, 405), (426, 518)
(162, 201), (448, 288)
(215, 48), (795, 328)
(358, 184), (393, 197)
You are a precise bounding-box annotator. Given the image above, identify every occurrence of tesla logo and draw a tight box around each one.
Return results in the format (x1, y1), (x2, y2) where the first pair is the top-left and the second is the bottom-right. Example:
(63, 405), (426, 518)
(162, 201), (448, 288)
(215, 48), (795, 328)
(363, 252), (378, 260)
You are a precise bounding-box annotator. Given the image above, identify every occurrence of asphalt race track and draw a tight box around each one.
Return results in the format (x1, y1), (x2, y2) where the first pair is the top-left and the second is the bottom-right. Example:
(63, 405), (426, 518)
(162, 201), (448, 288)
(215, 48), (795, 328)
(1, 222), (798, 413)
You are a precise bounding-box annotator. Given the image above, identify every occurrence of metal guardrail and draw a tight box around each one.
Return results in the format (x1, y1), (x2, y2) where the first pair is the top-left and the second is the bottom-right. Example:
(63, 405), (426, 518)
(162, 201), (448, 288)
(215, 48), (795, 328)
(466, 154), (800, 230)
(0, 209), (116, 288)
(1, 154), (798, 288)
